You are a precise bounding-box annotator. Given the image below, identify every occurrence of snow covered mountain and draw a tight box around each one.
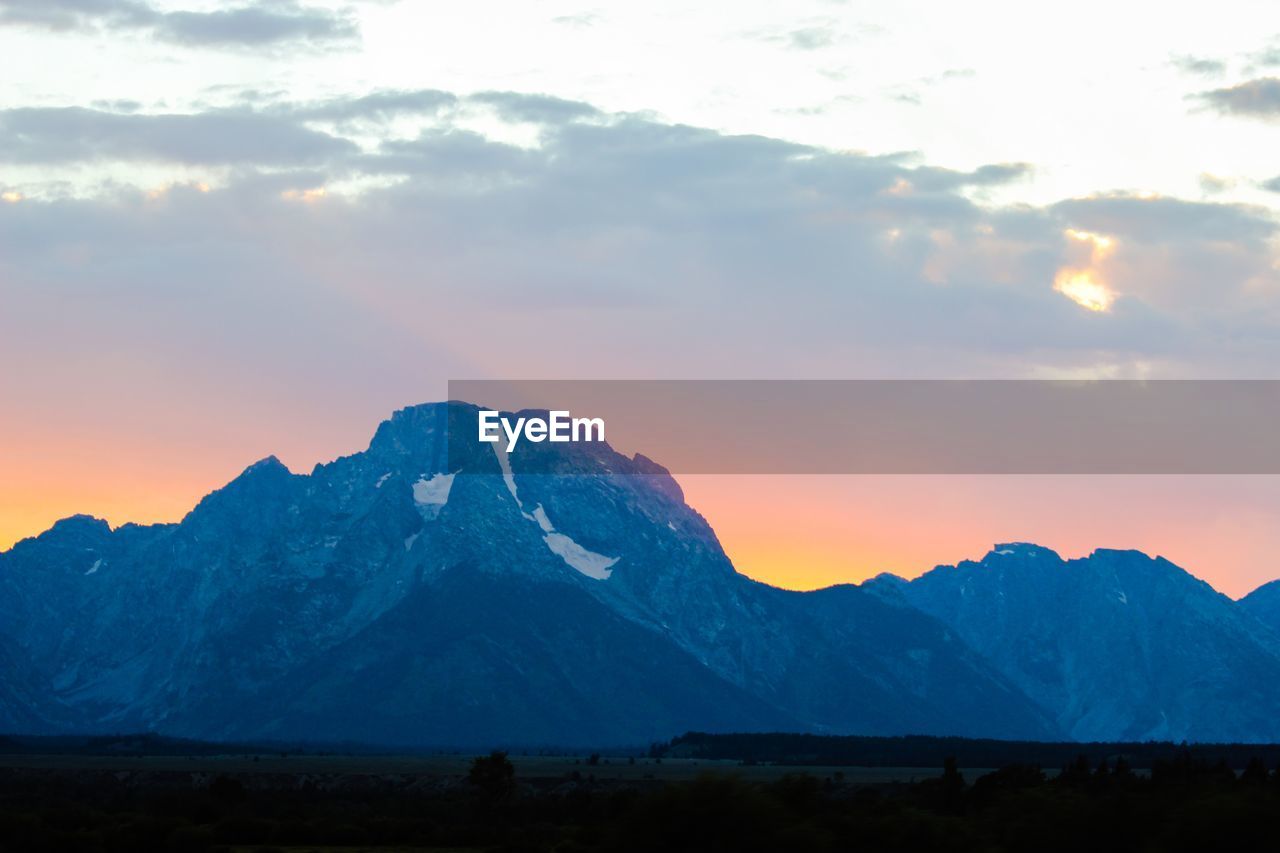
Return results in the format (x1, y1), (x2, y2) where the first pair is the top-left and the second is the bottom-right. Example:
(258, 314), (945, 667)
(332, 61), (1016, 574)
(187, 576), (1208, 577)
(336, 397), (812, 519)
(866, 543), (1280, 743)
(0, 402), (1055, 747)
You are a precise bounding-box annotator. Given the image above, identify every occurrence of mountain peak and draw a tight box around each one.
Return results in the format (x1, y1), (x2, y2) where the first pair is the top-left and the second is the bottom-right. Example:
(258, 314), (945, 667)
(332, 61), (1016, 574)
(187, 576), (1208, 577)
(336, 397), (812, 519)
(3, 514), (115, 554)
(50, 513), (111, 534)
(860, 572), (910, 603)
(241, 455), (289, 476)
(982, 542), (1060, 562)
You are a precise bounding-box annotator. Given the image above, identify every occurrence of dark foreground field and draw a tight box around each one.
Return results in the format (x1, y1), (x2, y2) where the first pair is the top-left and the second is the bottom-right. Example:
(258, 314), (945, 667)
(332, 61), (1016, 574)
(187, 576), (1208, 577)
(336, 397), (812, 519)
(4, 737), (1280, 852)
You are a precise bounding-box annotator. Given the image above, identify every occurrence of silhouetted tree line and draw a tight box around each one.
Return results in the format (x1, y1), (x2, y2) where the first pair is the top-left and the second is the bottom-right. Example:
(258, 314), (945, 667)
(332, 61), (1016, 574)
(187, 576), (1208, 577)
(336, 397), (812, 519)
(7, 748), (1280, 851)
(657, 731), (1280, 769)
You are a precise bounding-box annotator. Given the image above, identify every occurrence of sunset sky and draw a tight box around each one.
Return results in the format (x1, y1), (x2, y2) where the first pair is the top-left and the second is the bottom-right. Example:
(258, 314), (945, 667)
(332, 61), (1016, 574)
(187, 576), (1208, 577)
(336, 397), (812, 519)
(4, 1), (1280, 597)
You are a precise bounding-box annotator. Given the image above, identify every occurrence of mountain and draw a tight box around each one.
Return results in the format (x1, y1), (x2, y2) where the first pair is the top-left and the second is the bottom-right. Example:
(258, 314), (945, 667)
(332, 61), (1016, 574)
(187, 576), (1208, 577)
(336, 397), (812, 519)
(0, 402), (1055, 747)
(866, 543), (1280, 743)
(1240, 580), (1280, 638)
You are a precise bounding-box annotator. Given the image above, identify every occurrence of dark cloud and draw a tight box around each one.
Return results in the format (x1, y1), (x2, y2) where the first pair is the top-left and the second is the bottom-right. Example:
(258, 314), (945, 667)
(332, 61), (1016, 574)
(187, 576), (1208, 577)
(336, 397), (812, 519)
(0, 0), (357, 48)
(1198, 77), (1280, 119)
(1261, 175), (1280, 193)
(0, 106), (355, 165)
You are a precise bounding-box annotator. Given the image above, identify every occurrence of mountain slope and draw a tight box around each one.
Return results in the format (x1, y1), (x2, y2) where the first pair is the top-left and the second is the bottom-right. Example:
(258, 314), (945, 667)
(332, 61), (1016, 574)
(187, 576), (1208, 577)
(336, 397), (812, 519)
(1240, 579), (1280, 638)
(867, 543), (1280, 742)
(0, 401), (1055, 745)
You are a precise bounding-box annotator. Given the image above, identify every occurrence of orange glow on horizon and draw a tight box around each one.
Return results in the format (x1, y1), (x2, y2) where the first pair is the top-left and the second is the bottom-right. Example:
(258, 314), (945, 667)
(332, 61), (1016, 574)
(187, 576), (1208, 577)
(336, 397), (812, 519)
(678, 474), (1280, 599)
(6, 451), (1280, 601)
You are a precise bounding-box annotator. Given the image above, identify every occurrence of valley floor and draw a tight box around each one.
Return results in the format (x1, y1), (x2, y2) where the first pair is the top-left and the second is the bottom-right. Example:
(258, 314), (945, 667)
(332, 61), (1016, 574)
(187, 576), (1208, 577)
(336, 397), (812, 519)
(0, 752), (962, 785)
(1, 747), (1278, 852)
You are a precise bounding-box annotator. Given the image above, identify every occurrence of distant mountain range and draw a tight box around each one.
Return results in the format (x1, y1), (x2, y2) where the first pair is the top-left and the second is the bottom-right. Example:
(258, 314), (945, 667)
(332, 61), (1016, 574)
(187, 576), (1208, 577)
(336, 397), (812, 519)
(867, 545), (1280, 742)
(2, 402), (1279, 746)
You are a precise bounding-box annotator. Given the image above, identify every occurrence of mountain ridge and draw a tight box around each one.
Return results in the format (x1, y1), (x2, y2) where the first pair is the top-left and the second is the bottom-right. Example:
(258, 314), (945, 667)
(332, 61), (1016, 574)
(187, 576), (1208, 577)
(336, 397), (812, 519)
(2, 401), (1278, 745)
(867, 543), (1280, 742)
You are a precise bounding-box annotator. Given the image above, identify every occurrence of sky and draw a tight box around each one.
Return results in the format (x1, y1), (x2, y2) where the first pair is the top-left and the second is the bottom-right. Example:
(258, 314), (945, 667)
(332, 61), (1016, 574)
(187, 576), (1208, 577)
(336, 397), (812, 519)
(3, 1), (1280, 596)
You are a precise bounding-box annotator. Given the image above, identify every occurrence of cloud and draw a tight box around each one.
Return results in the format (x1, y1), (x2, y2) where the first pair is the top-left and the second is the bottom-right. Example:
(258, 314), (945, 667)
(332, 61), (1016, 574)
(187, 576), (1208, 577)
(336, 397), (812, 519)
(293, 89), (459, 124)
(0, 0), (119, 30)
(1052, 193), (1276, 246)
(786, 25), (836, 50)
(1199, 173), (1235, 194)
(0, 0), (358, 49)
(1251, 44), (1280, 68)
(884, 69), (978, 107)
(751, 21), (841, 52)
(370, 129), (537, 181)
(2, 88), (1279, 390)
(877, 161), (1033, 194)
(1049, 193), (1279, 323)
(0, 91), (597, 172)
(1198, 77), (1280, 120)
(150, 2), (357, 47)
(1261, 175), (1280, 193)
(1171, 54), (1227, 76)
(551, 12), (599, 28)
(0, 106), (355, 165)
(468, 91), (602, 124)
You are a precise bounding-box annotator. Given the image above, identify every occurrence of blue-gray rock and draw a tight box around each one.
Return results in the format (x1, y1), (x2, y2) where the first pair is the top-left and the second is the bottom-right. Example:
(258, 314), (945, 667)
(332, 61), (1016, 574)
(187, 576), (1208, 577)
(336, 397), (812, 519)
(0, 403), (1059, 746)
(868, 543), (1280, 743)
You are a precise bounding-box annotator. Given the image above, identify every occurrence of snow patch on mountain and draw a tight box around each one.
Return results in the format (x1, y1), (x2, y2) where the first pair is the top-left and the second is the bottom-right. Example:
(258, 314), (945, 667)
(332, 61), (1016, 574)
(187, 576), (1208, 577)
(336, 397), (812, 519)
(491, 445), (522, 508)
(530, 502), (616, 580)
(543, 532), (618, 580)
(413, 473), (455, 506)
(413, 472), (456, 520)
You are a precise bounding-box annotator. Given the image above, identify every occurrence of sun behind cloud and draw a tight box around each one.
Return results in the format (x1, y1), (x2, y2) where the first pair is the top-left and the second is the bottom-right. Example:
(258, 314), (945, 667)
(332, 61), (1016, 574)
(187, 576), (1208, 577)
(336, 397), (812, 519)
(1054, 228), (1117, 312)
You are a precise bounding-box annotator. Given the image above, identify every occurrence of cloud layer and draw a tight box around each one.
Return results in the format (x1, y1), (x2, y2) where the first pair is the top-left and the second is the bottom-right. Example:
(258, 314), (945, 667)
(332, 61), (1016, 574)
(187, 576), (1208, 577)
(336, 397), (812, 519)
(3, 87), (1278, 396)
(0, 0), (357, 48)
